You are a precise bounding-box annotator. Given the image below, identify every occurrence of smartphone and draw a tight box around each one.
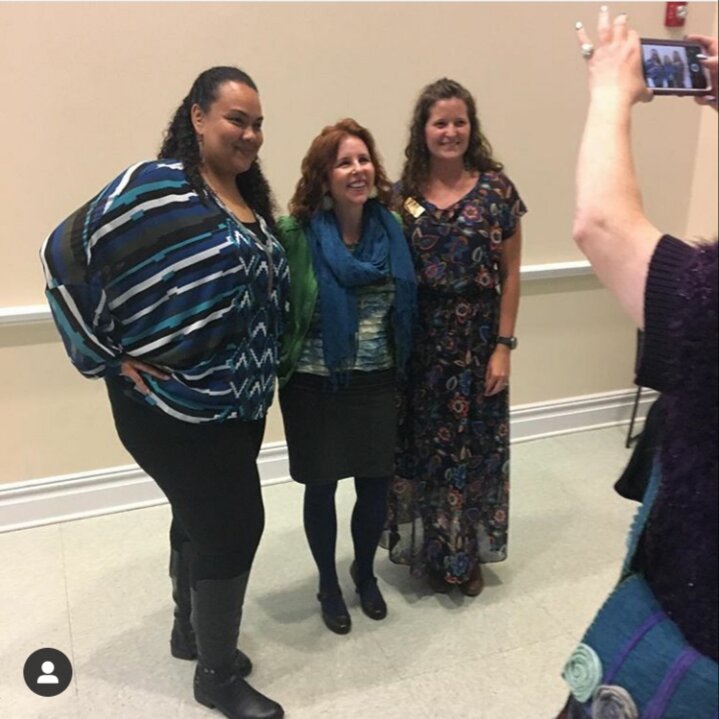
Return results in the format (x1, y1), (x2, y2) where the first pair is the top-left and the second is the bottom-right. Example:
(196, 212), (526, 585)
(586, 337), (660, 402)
(640, 39), (713, 96)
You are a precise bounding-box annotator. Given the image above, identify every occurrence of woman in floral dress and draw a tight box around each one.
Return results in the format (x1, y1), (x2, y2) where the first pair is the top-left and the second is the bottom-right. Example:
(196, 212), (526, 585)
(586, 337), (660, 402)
(386, 78), (526, 596)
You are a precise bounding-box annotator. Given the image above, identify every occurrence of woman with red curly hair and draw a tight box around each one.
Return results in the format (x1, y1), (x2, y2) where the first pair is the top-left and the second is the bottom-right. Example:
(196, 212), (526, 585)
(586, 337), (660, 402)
(276, 119), (416, 634)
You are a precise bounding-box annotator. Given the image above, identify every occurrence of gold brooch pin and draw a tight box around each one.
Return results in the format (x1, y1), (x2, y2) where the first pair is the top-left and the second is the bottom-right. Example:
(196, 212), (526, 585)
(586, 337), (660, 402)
(403, 197), (426, 219)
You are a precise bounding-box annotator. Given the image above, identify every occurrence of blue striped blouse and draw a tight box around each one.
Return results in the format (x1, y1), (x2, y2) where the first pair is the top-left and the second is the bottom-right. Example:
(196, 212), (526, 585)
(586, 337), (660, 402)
(40, 160), (289, 424)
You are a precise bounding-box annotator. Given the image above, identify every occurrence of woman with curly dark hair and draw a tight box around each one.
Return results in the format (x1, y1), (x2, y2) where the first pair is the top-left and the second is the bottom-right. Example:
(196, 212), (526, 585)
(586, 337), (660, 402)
(386, 78), (526, 596)
(276, 119), (416, 634)
(41, 66), (287, 719)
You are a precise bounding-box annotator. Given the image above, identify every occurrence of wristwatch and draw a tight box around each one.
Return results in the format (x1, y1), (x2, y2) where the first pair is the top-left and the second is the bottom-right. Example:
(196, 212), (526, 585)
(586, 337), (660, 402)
(496, 335), (518, 350)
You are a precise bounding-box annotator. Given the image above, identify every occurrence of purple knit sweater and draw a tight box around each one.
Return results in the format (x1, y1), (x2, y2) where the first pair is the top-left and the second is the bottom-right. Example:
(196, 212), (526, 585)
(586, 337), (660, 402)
(635, 235), (718, 662)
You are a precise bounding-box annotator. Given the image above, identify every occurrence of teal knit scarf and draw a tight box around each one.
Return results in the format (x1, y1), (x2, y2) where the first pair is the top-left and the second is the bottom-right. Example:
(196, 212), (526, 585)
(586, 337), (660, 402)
(306, 200), (416, 383)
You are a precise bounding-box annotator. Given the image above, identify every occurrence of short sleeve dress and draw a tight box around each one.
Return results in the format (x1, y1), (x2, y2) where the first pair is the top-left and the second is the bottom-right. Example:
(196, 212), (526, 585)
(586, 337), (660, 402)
(387, 171), (527, 584)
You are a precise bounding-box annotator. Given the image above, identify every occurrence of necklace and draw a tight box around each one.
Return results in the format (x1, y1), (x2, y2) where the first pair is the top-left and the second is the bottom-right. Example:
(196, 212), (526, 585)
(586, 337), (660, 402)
(203, 182), (275, 293)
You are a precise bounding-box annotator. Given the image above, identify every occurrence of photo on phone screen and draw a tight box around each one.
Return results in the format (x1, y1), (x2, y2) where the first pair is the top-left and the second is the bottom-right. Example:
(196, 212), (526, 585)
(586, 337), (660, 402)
(640, 39), (712, 96)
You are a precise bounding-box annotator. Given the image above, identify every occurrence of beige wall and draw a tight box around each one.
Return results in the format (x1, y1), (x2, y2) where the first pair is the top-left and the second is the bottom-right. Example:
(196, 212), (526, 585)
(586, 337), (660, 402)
(686, 8), (719, 241)
(1, 2), (717, 484)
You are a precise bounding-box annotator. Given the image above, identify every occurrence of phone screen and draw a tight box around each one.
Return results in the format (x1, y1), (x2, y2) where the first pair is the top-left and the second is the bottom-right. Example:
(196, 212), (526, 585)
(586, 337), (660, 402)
(640, 40), (712, 96)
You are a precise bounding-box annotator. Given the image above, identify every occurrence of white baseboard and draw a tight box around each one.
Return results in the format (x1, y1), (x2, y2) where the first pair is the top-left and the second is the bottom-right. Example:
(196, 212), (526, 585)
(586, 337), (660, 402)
(0, 443), (290, 534)
(510, 387), (656, 442)
(0, 388), (656, 533)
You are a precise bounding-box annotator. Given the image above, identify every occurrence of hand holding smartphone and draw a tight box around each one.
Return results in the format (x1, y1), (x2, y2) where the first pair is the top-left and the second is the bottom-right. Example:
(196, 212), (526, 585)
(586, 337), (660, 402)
(640, 39), (713, 96)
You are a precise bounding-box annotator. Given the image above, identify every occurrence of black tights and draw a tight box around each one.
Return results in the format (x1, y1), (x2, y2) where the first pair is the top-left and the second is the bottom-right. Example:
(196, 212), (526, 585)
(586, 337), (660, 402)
(106, 377), (266, 585)
(303, 476), (390, 592)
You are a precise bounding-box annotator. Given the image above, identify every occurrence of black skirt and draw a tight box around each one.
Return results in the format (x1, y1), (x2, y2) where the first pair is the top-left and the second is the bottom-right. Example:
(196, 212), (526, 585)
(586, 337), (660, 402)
(279, 369), (397, 484)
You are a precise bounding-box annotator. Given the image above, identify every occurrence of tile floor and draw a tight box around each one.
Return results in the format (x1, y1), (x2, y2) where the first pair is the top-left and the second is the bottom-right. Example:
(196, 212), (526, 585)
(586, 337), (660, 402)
(1, 425), (641, 719)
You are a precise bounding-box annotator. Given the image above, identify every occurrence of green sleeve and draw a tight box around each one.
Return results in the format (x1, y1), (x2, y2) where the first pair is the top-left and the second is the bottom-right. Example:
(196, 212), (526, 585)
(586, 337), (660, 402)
(276, 217), (318, 387)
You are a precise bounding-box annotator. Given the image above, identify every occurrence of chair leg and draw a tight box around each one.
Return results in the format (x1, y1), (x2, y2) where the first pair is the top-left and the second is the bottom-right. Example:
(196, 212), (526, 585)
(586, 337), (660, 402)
(625, 385), (643, 448)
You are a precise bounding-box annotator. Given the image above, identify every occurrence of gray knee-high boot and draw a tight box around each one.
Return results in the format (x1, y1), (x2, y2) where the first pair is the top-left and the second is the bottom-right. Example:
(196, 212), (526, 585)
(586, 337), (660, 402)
(170, 545), (197, 660)
(192, 575), (283, 719)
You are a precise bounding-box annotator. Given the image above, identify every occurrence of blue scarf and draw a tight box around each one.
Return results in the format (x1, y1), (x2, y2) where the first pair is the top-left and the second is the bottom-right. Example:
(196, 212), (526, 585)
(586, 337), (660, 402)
(307, 200), (417, 382)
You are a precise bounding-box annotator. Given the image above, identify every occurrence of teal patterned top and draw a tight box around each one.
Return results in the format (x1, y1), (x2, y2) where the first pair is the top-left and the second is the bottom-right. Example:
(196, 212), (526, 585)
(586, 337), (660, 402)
(295, 277), (395, 376)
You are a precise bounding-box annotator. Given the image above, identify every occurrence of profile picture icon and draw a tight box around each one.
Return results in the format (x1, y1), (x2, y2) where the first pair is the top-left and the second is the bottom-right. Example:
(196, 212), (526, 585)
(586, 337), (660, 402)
(37, 660), (60, 684)
(23, 648), (73, 697)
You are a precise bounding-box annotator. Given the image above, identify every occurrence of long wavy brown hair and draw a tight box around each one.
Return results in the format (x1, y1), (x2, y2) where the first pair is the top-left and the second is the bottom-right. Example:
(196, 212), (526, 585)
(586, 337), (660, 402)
(399, 78), (503, 206)
(288, 118), (393, 224)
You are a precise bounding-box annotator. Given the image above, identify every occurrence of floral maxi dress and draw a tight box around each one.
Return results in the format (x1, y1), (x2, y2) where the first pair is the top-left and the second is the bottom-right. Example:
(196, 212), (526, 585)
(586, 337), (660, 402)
(387, 171), (527, 584)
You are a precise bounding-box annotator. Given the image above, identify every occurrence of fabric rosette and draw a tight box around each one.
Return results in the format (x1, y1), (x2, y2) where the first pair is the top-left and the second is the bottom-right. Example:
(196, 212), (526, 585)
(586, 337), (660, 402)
(591, 685), (638, 719)
(562, 642), (603, 702)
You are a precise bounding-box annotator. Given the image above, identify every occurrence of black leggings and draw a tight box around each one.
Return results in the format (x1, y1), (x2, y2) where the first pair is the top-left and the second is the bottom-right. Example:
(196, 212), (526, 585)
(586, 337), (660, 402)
(303, 476), (390, 592)
(106, 378), (266, 585)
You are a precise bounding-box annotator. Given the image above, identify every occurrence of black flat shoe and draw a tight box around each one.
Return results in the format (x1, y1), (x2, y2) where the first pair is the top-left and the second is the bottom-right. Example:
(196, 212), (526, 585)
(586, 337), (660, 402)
(350, 562), (388, 621)
(317, 590), (352, 634)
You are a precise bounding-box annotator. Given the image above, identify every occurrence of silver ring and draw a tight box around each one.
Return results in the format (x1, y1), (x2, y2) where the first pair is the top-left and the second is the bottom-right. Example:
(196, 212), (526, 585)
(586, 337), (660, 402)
(581, 42), (595, 59)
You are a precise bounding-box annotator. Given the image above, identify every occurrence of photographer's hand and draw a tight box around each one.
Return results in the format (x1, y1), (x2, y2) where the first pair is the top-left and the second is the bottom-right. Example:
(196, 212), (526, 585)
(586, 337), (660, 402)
(575, 7), (652, 106)
(572, 6), (661, 329)
(686, 34), (718, 110)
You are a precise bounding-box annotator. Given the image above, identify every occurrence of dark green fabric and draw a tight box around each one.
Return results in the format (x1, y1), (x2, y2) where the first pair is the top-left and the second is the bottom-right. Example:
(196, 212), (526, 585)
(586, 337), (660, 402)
(276, 216), (319, 386)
